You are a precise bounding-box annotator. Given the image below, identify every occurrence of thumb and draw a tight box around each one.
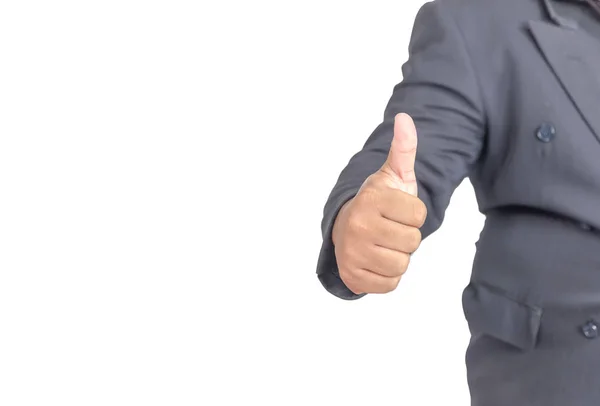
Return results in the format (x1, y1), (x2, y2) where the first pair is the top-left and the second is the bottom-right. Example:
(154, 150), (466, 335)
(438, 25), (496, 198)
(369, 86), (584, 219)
(380, 113), (418, 195)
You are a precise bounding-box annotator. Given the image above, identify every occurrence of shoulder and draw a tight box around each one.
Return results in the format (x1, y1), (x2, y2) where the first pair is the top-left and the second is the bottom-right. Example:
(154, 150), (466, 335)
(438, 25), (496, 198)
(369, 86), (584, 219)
(410, 0), (545, 56)
(431, 0), (540, 16)
(417, 0), (543, 30)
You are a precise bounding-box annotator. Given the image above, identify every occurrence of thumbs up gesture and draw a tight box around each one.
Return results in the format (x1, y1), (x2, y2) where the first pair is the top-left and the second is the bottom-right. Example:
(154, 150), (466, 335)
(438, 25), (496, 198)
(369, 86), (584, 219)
(332, 113), (427, 295)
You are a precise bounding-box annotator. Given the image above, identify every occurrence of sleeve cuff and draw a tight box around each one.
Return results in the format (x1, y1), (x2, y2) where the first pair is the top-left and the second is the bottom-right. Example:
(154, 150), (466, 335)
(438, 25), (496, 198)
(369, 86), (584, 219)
(316, 190), (367, 300)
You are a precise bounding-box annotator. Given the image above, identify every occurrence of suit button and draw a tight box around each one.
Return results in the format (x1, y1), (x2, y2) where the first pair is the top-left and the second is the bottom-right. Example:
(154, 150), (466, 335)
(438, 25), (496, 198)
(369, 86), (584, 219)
(580, 222), (592, 231)
(536, 123), (556, 142)
(581, 320), (599, 339)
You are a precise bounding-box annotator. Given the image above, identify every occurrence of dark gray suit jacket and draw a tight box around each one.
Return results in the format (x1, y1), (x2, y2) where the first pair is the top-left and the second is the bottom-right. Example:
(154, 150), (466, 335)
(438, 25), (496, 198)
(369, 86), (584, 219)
(316, 0), (600, 404)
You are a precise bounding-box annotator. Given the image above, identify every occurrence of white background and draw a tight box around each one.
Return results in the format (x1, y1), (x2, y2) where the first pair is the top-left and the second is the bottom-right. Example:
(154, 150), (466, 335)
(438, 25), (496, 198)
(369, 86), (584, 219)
(1, 1), (484, 405)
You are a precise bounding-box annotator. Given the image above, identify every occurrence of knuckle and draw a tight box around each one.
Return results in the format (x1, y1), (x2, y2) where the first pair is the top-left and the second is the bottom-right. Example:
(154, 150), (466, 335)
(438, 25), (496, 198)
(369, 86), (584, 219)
(412, 200), (427, 226)
(343, 246), (360, 265)
(406, 228), (422, 252)
(348, 214), (369, 236)
(358, 186), (380, 208)
(346, 215), (361, 235)
(387, 255), (407, 277)
(337, 243), (358, 266)
(397, 253), (410, 274)
(384, 276), (401, 293)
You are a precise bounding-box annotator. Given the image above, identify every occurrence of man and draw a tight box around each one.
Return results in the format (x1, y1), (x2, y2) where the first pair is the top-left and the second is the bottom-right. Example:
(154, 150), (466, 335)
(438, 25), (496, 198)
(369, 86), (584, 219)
(316, 0), (600, 404)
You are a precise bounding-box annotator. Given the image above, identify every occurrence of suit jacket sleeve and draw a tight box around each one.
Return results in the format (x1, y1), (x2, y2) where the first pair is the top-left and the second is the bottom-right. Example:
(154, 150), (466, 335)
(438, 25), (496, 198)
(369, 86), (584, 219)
(316, 1), (487, 300)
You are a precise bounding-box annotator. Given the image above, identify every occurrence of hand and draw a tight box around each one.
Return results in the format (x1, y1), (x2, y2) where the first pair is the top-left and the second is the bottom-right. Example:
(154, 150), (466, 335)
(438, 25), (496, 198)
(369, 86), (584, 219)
(332, 113), (427, 295)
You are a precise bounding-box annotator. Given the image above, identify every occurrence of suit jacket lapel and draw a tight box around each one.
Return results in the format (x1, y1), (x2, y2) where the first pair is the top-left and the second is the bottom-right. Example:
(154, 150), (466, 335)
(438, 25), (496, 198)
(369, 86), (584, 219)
(529, 20), (600, 143)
